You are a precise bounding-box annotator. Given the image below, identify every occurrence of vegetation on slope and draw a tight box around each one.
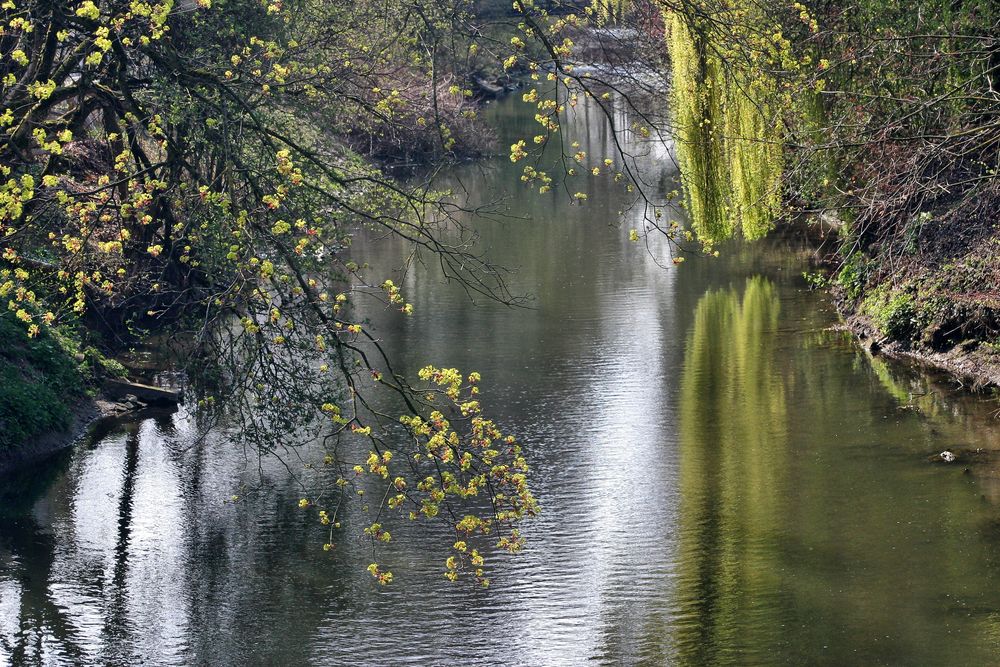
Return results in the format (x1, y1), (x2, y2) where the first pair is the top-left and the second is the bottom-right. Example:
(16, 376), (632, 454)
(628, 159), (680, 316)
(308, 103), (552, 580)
(659, 0), (1000, 370)
(0, 312), (84, 453)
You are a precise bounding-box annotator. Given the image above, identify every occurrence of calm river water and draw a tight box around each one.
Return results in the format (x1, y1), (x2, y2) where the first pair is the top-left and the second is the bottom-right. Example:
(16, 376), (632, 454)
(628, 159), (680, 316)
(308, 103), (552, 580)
(4, 90), (1000, 666)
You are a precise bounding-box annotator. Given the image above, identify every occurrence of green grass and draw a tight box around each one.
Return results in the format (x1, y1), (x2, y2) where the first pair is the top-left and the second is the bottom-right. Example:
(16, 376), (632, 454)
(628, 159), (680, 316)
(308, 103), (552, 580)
(0, 313), (87, 453)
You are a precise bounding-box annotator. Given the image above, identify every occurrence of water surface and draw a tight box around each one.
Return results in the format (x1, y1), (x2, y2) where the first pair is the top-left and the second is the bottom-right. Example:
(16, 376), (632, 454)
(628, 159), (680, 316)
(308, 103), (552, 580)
(3, 90), (1000, 666)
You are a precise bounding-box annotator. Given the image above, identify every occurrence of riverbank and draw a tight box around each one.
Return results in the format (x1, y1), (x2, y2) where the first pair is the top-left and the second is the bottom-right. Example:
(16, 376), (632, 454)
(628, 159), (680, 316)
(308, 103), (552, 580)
(656, 0), (999, 395)
(0, 384), (183, 477)
(845, 310), (1000, 391)
(0, 313), (91, 473)
(0, 311), (183, 476)
(0, 398), (99, 476)
(785, 211), (1000, 392)
(826, 190), (1000, 392)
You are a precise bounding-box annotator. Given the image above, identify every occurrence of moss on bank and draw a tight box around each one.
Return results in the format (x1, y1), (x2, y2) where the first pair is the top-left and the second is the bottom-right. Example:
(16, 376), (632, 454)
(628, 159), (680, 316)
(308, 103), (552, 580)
(0, 314), (100, 454)
(843, 237), (1000, 352)
(832, 197), (1000, 388)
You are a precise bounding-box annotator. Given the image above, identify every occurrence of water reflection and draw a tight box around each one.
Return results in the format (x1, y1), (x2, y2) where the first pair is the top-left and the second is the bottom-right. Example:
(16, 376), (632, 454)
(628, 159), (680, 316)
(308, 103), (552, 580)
(3, 89), (1000, 665)
(670, 278), (1000, 665)
(673, 277), (786, 665)
(0, 409), (360, 665)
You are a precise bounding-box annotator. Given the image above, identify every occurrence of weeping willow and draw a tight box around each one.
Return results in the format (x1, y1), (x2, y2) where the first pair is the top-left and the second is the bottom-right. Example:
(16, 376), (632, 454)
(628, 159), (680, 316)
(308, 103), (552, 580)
(591, 0), (629, 26)
(665, 9), (784, 242)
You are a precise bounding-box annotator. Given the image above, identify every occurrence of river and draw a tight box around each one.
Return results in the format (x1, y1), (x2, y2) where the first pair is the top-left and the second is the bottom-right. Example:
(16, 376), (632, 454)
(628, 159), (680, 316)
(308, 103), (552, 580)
(3, 87), (1000, 666)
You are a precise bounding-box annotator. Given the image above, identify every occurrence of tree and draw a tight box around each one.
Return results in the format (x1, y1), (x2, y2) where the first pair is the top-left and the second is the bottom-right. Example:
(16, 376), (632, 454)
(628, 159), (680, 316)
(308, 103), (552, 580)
(0, 0), (541, 585)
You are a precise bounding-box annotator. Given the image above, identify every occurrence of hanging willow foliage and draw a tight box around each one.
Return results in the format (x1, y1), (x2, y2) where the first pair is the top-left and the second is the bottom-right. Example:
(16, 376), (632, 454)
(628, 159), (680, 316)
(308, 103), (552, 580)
(664, 7), (785, 243)
(591, 0), (629, 26)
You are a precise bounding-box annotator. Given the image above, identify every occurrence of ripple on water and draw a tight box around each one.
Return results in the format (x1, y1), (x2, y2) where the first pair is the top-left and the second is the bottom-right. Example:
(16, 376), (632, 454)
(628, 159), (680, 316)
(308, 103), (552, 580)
(5, 93), (1000, 667)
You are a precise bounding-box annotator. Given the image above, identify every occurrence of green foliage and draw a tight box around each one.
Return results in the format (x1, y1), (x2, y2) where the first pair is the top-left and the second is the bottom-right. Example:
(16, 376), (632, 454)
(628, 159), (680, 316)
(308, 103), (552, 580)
(861, 287), (918, 342)
(665, 7), (785, 243)
(666, 14), (729, 240)
(903, 212), (933, 255)
(591, 0), (629, 26)
(0, 313), (85, 453)
(802, 270), (830, 290)
(837, 252), (870, 301)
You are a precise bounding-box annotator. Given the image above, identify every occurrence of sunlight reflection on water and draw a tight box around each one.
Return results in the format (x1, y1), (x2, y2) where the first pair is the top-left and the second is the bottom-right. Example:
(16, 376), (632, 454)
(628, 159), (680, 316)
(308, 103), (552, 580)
(4, 90), (1000, 666)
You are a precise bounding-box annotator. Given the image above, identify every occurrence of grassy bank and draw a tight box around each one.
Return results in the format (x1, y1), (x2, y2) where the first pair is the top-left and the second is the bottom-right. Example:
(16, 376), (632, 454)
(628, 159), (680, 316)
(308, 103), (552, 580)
(833, 203), (1000, 389)
(0, 314), (123, 467)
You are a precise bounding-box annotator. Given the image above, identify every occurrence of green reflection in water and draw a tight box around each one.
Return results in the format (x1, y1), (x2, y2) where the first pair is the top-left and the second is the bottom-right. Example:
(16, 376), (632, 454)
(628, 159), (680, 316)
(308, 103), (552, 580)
(672, 276), (1000, 665)
(675, 277), (786, 664)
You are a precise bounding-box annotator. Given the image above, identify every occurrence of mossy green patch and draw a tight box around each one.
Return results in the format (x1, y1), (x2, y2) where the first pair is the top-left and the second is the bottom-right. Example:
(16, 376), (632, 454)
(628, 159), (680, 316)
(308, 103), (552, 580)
(0, 313), (88, 453)
(861, 285), (919, 342)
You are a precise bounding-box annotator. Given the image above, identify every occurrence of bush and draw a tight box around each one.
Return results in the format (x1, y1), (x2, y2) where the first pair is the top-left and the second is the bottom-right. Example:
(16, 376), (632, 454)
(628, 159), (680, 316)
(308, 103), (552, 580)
(862, 287), (919, 342)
